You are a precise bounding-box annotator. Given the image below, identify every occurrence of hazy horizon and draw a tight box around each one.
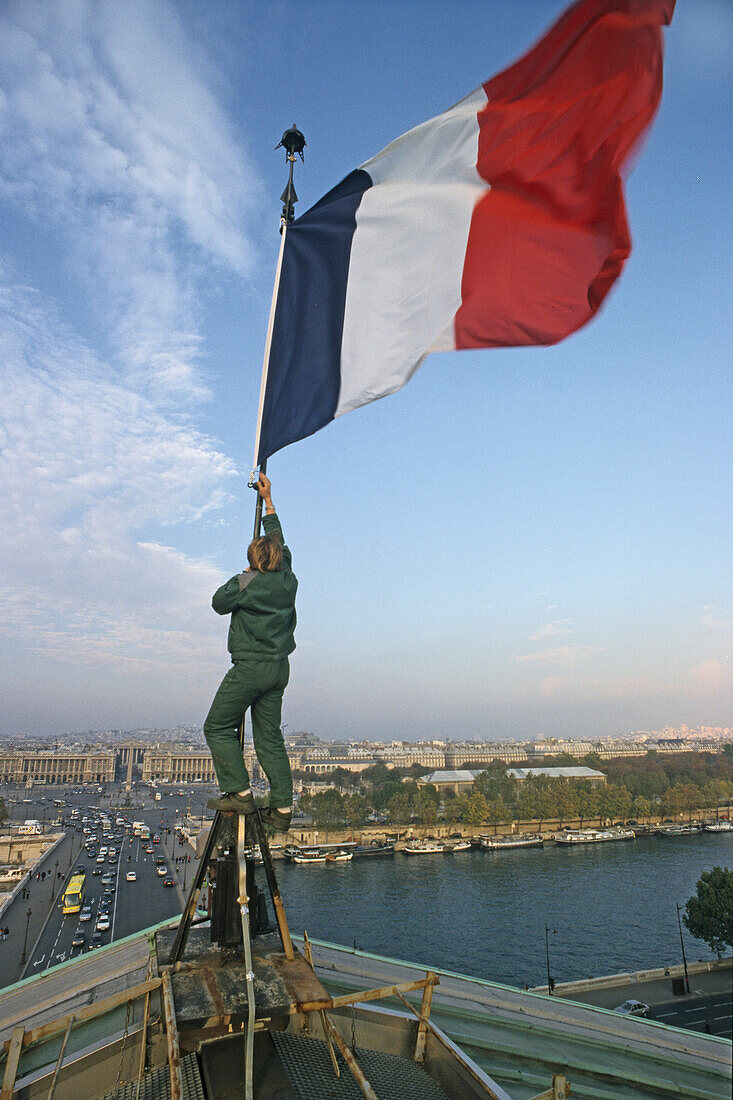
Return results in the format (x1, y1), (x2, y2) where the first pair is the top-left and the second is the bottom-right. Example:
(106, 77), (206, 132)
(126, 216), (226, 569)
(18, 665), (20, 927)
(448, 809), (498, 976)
(0, 1), (730, 742)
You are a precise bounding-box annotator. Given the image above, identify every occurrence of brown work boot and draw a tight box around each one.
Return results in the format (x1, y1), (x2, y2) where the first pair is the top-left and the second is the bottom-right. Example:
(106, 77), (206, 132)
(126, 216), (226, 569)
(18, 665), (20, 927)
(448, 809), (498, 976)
(206, 791), (256, 814)
(259, 807), (292, 832)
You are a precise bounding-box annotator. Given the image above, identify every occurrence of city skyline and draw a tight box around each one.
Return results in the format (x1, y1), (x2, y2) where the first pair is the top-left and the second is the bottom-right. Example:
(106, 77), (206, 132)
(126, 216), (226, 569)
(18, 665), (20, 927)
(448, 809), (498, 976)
(0, 1), (730, 741)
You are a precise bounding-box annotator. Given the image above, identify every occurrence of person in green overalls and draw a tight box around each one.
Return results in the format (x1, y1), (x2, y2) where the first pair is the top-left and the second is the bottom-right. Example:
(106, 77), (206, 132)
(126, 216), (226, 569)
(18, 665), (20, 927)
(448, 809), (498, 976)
(205, 473), (296, 831)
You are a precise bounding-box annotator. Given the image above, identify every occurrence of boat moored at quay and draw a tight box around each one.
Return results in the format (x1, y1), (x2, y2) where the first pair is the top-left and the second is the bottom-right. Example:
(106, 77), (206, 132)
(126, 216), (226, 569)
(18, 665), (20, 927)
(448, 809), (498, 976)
(554, 827), (635, 845)
(655, 823), (702, 837)
(476, 833), (544, 851)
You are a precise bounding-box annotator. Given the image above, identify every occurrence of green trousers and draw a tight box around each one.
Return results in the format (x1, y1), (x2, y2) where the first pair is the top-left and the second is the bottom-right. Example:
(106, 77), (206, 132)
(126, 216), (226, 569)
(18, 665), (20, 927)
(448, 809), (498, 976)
(204, 658), (292, 807)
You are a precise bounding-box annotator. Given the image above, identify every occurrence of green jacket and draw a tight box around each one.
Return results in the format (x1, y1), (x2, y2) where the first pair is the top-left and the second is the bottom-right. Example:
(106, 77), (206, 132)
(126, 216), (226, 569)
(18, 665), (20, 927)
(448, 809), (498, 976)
(212, 513), (297, 661)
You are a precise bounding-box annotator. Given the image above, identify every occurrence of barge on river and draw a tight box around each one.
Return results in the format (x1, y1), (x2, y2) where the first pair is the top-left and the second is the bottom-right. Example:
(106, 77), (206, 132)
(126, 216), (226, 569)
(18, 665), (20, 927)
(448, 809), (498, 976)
(554, 827), (635, 845)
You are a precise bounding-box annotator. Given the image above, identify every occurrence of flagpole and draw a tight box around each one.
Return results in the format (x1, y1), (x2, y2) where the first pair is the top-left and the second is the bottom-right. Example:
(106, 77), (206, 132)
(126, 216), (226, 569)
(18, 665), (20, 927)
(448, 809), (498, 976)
(249, 125), (306, 540)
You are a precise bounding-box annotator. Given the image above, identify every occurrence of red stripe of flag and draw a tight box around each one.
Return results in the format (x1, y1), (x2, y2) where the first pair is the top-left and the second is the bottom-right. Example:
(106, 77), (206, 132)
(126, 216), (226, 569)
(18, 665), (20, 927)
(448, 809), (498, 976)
(455, 0), (675, 349)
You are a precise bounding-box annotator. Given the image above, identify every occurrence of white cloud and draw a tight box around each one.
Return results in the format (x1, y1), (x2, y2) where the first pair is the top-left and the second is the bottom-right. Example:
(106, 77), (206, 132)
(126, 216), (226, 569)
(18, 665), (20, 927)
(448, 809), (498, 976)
(529, 618), (572, 643)
(0, 279), (236, 675)
(515, 645), (598, 667)
(0, 0), (262, 401)
(701, 606), (729, 630)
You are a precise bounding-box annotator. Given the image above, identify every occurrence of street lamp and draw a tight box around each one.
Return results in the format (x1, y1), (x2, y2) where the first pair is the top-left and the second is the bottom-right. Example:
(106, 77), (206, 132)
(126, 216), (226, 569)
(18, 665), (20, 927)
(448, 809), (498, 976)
(50, 859), (59, 902)
(676, 903), (691, 994)
(21, 907), (32, 964)
(545, 923), (558, 995)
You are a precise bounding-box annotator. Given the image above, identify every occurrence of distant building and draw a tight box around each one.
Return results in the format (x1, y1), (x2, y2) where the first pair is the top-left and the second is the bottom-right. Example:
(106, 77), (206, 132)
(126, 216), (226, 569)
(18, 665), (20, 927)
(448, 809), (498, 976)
(141, 749), (234, 784)
(507, 766), (606, 785)
(0, 750), (115, 786)
(420, 770), (481, 795)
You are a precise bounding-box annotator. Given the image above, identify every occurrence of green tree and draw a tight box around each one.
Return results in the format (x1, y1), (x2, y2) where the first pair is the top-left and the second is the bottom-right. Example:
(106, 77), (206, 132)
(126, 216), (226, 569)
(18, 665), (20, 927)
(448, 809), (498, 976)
(297, 792), (313, 818)
(310, 789), (345, 832)
(464, 792), (489, 826)
(474, 763), (516, 806)
(414, 790), (438, 826)
(387, 789), (413, 825)
(631, 796), (655, 822)
(683, 866), (733, 957)
(345, 793), (369, 831)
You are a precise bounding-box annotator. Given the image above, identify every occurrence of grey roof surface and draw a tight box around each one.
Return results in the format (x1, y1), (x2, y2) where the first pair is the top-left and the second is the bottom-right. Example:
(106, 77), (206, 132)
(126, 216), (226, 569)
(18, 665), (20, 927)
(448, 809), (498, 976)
(506, 766), (606, 779)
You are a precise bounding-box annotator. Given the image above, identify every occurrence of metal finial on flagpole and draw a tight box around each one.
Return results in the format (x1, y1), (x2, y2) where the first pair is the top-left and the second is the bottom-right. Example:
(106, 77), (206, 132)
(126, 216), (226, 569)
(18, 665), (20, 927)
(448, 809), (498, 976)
(249, 126), (307, 534)
(276, 124), (306, 226)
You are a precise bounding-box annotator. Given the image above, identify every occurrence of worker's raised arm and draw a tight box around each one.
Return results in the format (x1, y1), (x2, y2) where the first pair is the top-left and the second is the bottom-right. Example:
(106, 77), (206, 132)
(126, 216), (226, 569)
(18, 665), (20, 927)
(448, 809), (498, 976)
(258, 473), (292, 570)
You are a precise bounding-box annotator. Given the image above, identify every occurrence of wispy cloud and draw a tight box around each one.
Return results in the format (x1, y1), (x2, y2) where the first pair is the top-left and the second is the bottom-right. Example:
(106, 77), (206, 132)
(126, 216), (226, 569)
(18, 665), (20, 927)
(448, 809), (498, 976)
(0, 0), (262, 401)
(529, 618), (572, 643)
(701, 606), (729, 630)
(515, 645), (599, 667)
(0, 279), (235, 673)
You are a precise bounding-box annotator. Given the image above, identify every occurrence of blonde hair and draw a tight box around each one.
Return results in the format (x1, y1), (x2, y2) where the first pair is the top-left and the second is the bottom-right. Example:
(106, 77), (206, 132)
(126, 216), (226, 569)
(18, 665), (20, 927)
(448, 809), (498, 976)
(247, 534), (283, 572)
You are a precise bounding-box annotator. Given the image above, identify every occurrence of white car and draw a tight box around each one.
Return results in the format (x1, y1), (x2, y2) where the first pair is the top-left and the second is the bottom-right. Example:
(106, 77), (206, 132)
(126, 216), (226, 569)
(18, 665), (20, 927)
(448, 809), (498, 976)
(79, 907), (93, 922)
(613, 1000), (649, 1017)
(126, 871), (137, 882)
(156, 865), (167, 877)
(96, 916), (110, 932)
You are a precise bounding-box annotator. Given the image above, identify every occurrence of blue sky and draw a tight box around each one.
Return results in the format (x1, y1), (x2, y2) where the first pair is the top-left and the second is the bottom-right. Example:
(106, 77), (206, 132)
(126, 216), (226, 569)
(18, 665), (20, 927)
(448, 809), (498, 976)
(0, 0), (730, 741)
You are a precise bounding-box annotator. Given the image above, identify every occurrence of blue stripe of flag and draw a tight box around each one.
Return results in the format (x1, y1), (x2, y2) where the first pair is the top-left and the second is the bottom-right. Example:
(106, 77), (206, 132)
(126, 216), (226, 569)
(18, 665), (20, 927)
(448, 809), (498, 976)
(258, 168), (373, 464)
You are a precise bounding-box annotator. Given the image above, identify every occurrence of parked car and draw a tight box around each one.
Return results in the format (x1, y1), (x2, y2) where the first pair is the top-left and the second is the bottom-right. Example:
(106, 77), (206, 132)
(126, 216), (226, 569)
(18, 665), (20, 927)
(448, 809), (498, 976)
(613, 1000), (649, 1017)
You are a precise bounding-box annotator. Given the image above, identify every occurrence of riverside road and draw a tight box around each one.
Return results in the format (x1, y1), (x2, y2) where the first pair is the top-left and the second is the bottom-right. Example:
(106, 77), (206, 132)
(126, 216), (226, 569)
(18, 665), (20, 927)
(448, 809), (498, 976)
(2, 781), (732, 1042)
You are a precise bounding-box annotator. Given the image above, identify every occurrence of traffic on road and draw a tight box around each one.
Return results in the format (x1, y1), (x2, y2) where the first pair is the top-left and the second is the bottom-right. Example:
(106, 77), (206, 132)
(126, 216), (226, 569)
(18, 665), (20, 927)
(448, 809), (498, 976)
(8, 782), (216, 974)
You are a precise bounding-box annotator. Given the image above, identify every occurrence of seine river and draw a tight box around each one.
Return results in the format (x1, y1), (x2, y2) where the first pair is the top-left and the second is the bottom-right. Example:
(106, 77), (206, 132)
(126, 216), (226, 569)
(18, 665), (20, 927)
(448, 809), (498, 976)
(275, 831), (733, 988)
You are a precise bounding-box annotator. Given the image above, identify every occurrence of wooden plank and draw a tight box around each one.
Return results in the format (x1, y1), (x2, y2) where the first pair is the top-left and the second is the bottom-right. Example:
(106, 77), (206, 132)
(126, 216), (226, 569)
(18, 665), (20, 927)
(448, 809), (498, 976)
(161, 970), (183, 1100)
(414, 972), (436, 1063)
(17, 979), (161, 1050)
(45, 1016), (73, 1100)
(0, 1027), (25, 1100)
(321, 1012), (378, 1100)
(329, 975), (436, 1011)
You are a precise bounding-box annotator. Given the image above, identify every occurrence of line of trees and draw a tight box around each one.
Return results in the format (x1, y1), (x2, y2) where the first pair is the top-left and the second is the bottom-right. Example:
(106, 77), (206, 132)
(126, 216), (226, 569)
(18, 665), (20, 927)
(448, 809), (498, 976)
(294, 750), (733, 832)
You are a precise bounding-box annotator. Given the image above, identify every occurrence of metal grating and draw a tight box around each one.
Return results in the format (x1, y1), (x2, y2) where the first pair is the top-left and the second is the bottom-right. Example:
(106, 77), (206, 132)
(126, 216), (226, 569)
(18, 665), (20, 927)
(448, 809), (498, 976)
(99, 1053), (205, 1100)
(271, 1032), (449, 1100)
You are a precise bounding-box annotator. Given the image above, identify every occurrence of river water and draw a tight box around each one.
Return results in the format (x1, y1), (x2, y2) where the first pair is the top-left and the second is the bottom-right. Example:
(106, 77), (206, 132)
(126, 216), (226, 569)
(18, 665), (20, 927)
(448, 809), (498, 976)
(274, 832), (733, 988)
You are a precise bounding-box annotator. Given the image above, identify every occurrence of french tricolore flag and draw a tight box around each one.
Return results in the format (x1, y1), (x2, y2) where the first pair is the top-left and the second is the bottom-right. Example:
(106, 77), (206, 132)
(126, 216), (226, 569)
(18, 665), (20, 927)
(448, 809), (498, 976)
(257, 0), (675, 465)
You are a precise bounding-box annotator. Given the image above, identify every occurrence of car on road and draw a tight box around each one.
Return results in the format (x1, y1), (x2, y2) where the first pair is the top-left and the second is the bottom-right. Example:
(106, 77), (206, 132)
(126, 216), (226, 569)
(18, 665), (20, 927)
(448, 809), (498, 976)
(101, 873), (115, 885)
(126, 871), (137, 882)
(156, 865), (168, 877)
(96, 916), (110, 931)
(163, 878), (175, 888)
(613, 1000), (650, 1017)
(79, 906), (93, 922)
(74, 865), (86, 874)
(89, 931), (103, 950)
(92, 866), (102, 875)
(72, 931), (86, 948)
(96, 855), (105, 864)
